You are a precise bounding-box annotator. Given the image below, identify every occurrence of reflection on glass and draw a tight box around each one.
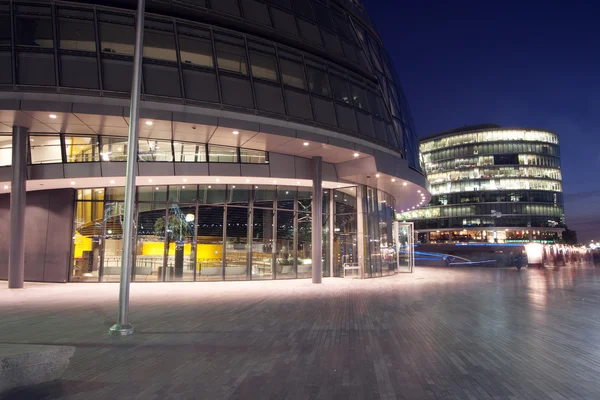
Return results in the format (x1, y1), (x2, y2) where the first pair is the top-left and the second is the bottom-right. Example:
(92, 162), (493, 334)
(216, 42), (247, 74)
(59, 19), (96, 51)
(16, 16), (54, 48)
(226, 207), (249, 280)
(138, 139), (173, 162)
(65, 135), (99, 162)
(197, 206), (224, 281)
(174, 142), (207, 162)
(252, 208), (273, 280)
(179, 35), (214, 68)
(30, 135), (62, 164)
(276, 210), (295, 279)
(334, 213), (357, 277)
(71, 200), (104, 282)
(144, 30), (177, 62)
(240, 149), (268, 164)
(101, 201), (124, 282)
(297, 214), (312, 278)
(164, 204), (195, 281)
(101, 137), (128, 161)
(99, 22), (134, 55)
(135, 203), (166, 281)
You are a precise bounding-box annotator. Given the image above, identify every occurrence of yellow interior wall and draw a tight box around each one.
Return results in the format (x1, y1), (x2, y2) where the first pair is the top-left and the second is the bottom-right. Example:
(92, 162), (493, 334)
(140, 242), (223, 260)
(73, 233), (92, 258)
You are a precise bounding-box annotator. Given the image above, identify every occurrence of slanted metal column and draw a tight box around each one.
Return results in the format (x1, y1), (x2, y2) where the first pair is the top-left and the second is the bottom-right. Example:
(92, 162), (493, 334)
(109, 0), (145, 336)
(8, 125), (28, 289)
(311, 157), (323, 284)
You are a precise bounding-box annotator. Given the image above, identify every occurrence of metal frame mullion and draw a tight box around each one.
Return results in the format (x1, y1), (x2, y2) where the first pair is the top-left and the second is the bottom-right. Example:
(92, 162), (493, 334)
(10, 2), (16, 89)
(329, 191), (334, 277)
(98, 201), (107, 282)
(51, 4), (60, 91)
(324, 64), (341, 127)
(208, 27), (223, 106)
(273, 45), (289, 116)
(172, 19), (186, 101)
(193, 201), (199, 281)
(247, 187), (254, 280)
(221, 203), (227, 281)
(300, 53), (316, 122)
(272, 189), (277, 280)
(161, 203), (170, 281)
(92, 7), (104, 95)
(243, 35), (258, 111)
(293, 188), (298, 279)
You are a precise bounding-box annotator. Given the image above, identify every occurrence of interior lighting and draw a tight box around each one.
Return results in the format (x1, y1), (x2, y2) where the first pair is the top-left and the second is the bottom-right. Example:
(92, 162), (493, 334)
(208, 185), (211, 188)
(110, 180), (115, 184)
(418, 190), (421, 193)
(145, 120), (153, 126)
(403, 182), (408, 186)
(376, 174), (380, 178)
(255, 186), (259, 189)
(216, 178), (220, 182)
(353, 152), (359, 157)
(155, 187), (159, 190)
(148, 179), (153, 183)
(182, 186), (185, 189)
(303, 142), (309, 146)
(232, 130), (239, 135)
(391, 178), (396, 182)
(183, 178), (187, 182)
(70, 181), (76, 185)
(49, 114), (57, 119)
(3, 185), (8, 190)
(185, 214), (195, 222)
(246, 179), (250, 183)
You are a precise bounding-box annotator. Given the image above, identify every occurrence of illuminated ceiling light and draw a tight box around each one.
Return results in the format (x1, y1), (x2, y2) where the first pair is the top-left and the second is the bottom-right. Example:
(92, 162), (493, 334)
(183, 178), (187, 182)
(232, 130), (239, 135)
(110, 180), (115, 184)
(145, 120), (153, 126)
(375, 174), (380, 178)
(148, 179), (153, 183)
(336, 185), (341, 188)
(391, 178), (396, 182)
(255, 186), (259, 189)
(403, 182), (407, 186)
(245, 179), (250, 183)
(182, 186), (185, 189)
(3, 185), (8, 190)
(216, 178), (220, 182)
(273, 180), (277, 184)
(155, 187), (159, 190)
(303, 142), (309, 146)
(49, 114), (57, 119)
(285, 191), (289, 195)
(208, 185), (211, 188)
(297, 181), (301, 185)
(185, 214), (195, 222)
(232, 185), (236, 188)
(353, 152), (359, 157)
(70, 181), (76, 185)
(418, 190), (421, 193)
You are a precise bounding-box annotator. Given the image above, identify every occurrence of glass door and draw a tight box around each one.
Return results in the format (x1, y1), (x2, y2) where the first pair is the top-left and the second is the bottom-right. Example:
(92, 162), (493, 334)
(395, 221), (414, 273)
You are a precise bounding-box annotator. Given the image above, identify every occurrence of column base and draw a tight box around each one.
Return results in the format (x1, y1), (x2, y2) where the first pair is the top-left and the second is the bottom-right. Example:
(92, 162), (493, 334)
(109, 323), (134, 336)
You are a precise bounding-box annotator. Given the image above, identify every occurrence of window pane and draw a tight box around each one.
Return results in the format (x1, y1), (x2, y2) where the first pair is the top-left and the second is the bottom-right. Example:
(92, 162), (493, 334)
(277, 186), (296, 210)
(65, 135), (99, 162)
(330, 74), (350, 103)
(226, 206), (249, 280)
(99, 22), (134, 55)
(228, 185), (251, 205)
(351, 83), (369, 111)
(252, 208), (273, 280)
(144, 30), (176, 61)
(307, 66), (330, 97)
(138, 186), (168, 202)
(280, 58), (306, 89)
(249, 51), (278, 81)
(254, 187), (275, 208)
(0, 136), (12, 166)
(216, 42), (247, 74)
(16, 16), (54, 48)
(240, 148), (268, 164)
(179, 35), (214, 67)
(71, 199), (104, 282)
(101, 137), (128, 161)
(297, 214), (312, 278)
(135, 204), (166, 281)
(59, 19), (96, 51)
(209, 145), (238, 162)
(276, 210), (295, 278)
(199, 184), (226, 205)
(30, 135), (62, 164)
(197, 205), (224, 281)
(174, 142), (207, 162)
(0, 15), (11, 45)
(138, 139), (173, 162)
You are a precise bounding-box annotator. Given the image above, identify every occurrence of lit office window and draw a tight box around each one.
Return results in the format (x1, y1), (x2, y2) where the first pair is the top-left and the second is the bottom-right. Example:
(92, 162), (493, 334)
(178, 34), (214, 67)
(138, 139), (173, 162)
(215, 42), (247, 75)
(0, 136), (12, 166)
(240, 149), (268, 164)
(30, 135), (62, 164)
(59, 19), (96, 51)
(65, 135), (99, 162)
(209, 145), (238, 163)
(174, 142), (207, 162)
(100, 137), (128, 162)
(280, 58), (306, 89)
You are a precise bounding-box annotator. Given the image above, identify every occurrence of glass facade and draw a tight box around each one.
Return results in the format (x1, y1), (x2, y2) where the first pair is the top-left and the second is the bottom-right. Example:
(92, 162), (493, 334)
(0, 0), (420, 166)
(407, 127), (564, 243)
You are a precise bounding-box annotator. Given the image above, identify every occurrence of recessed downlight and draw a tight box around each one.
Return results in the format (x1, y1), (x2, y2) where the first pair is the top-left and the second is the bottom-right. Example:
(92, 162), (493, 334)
(216, 178), (220, 182)
(375, 174), (380, 178)
(391, 178), (396, 182)
(110, 180), (115, 184)
(70, 181), (76, 185)
(148, 179), (153, 183)
(145, 120), (153, 126)
(403, 182), (408, 186)
(353, 152), (359, 157)
(232, 130), (239, 135)
(303, 142), (309, 146)
(49, 114), (57, 119)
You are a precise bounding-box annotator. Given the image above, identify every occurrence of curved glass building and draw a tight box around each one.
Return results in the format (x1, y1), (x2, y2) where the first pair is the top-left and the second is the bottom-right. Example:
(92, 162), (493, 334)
(0, 0), (428, 283)
(400, 125), (564, 243)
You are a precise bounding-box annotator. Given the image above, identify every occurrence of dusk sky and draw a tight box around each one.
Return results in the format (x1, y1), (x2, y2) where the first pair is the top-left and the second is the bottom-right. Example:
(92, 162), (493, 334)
(365, 0), (600, 243)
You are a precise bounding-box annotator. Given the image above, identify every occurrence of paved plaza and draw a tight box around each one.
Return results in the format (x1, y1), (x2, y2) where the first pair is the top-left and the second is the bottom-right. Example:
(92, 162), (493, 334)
(2, 264), (600, 399)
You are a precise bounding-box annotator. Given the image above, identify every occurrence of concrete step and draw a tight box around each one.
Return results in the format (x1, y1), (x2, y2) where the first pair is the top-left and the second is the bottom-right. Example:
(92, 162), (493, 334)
(0, 344), (75, 394)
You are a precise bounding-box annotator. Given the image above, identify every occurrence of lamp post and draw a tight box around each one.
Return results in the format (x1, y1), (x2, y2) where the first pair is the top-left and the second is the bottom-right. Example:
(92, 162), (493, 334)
(109, 0), (145, 336)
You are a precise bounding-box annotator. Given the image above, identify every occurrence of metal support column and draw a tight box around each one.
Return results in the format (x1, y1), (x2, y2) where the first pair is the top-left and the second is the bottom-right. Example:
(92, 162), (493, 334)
(109, 0), (145, 336)
(311, 157), (323, 284)
(8, 125), (27, 289)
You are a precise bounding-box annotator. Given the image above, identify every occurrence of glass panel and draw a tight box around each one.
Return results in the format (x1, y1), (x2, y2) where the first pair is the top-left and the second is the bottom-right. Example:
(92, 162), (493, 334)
(209, 145), (238, 162)
(228, 184), (251, 205)
(307, 66), (330, 97)
(99, 22), (134, 55)
(134, 203), (166, 281)
(351, 83), (369, 111)
(138, 139), (173, 162)
(277, 186), (296, 210)
(174, 142), (207, 162)
(0, 136), (12, 166)
(16, 16), (54, 48)
(276, 210), (295, 278)
(280, 58), (306, 89)
(226, 206), (249, 280)
(30, 135), (62, 164)
(240, 148), (268, 164)
(144, 29), (177, 61)
(334, 213), (357, 277)
(216, 42), (247, 74)
(101, 201), (125, 282)
(178, 34), (214, 68)
(106, 187), (125, 201)
(71, 200), (104, 282)
(101, 137), (128, 161)
(297, 187), (312, 213)
(163, 203), (196, 281)
(168, 185), (198, 203)
(197, 205), (224, 281)
(254, 187), (274, 208)
(252, 208), (273, 280)
(59, 18), (96, 51)
(138, 185), (168, 203)
(199, 184), (226, 204)
(65, 135), (99, 162)
(297, 213), (312, 278)
(250, 51), (278, 81)
(330, 74), (350, 103)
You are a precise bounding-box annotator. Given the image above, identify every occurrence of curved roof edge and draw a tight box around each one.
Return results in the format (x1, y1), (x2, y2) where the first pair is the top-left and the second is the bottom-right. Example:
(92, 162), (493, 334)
(420, 124), (559, 143)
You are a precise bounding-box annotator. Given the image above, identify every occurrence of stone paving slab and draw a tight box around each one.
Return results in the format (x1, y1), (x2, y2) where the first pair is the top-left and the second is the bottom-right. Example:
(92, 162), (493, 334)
(1, 265), (600, 399)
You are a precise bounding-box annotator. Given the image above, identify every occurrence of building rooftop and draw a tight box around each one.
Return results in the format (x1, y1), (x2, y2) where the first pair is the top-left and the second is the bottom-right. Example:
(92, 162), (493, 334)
(420, 124), (501, 142)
